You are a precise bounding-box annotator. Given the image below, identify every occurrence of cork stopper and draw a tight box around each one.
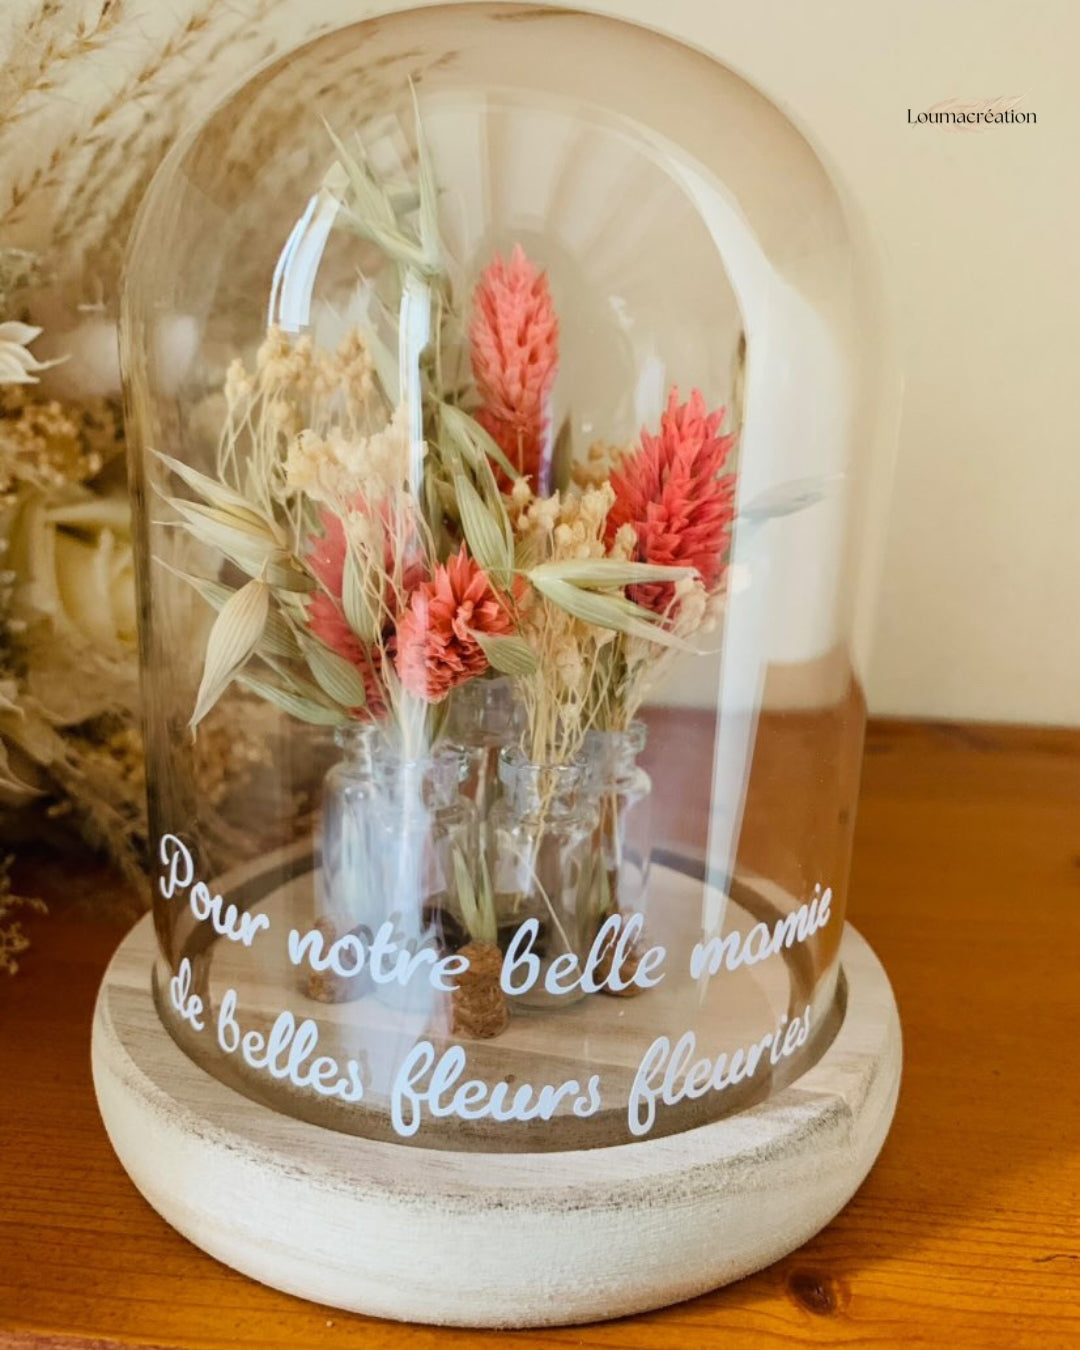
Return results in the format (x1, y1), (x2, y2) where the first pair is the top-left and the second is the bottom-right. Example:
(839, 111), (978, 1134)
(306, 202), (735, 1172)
(451, 941), (510, 1038)
(303, 916), (367, 1004)
(594, 911), (647, 998)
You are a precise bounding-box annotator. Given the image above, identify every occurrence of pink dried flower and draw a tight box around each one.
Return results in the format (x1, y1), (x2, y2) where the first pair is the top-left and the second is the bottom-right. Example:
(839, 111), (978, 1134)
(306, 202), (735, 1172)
(394, 547), (516, 704)
(469, 244), (559, 486)
(605, 389), (737, 615)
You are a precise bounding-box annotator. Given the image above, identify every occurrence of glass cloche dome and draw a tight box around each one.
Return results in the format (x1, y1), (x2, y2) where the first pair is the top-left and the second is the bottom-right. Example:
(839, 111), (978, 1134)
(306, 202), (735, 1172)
(122, 1), (892, 1154)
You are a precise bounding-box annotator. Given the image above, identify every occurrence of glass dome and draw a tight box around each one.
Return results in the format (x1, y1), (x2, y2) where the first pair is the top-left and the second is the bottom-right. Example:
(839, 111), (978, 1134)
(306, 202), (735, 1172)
(122, 2), (891, 1152)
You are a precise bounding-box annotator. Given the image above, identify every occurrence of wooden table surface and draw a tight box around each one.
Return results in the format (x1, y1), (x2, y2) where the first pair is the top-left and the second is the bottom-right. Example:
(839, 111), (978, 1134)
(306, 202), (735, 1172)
(1, 718), (1078, 1348)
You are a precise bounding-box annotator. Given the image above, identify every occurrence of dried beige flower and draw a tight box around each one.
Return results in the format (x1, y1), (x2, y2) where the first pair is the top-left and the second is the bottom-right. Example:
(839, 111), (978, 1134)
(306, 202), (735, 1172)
(0, 321), (62, 384)
(224, 357), (253, 406)
(284, 402), (410, 504)
(571, 439), (628, 489)
(0, 859), (46, 976)
(7, 491), (136, 650)
(610, 522), (638, 562)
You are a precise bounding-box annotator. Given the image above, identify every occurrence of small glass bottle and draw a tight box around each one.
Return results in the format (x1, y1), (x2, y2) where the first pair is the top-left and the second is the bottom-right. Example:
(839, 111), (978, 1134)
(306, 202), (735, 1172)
(369, 747), (477, 955)
(487, 748), (600, 1012)
(582, 721), (653, 923)
(444, 675), (522, 821)
(319, 722), (386, 935)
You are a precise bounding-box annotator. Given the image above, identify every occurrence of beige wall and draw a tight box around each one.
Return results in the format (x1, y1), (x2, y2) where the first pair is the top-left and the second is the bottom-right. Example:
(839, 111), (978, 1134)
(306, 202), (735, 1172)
(611, 0), (1076, 726)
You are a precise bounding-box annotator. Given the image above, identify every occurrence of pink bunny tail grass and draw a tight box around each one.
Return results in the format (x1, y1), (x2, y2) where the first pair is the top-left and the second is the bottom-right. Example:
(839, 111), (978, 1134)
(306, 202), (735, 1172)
(605, 388), (738, 614)
(469, 244), (559, 486)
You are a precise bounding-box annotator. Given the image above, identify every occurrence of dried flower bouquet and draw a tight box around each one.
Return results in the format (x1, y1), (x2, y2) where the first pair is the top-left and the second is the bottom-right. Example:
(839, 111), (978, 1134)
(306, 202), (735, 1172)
(164, 108), (738, 1028)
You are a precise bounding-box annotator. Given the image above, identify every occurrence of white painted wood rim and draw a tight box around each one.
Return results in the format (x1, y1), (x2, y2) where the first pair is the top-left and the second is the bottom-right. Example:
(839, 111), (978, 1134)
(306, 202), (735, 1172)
(92, 916), (901, 1328)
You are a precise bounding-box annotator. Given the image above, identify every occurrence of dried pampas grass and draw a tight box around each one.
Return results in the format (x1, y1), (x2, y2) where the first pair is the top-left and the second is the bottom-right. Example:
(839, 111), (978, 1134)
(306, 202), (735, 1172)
(0, 2), (381, 963)
(0, 0), (372, 295)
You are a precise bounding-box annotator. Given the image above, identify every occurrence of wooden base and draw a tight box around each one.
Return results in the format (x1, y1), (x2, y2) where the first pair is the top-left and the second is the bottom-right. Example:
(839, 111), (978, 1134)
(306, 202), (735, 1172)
(92, 914), (901, 1328)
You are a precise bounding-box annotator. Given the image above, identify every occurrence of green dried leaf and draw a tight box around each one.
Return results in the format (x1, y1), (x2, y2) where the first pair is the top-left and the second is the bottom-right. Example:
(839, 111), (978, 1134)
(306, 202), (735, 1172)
(452, 847), (496, 945)
(190, 580), (270, 730)
(161, 565), (299, 660)
(323, 125), (395, 232)
(473, 632), (538, 677)
(323, 120), (439, 276)
(513, 531), (543, 573)
(300, 635), (369, 709)
(426, 471), (451, 535)
(549, 415), (574, 493)
(263, 549), (315, 594)
(528, 573), (690, 651)
(340, 211), (439, 275)
(387, 185), (421, 214)
(153, 450), (272, 526)
(354, 302), (400, 405)
(237, 671), (350, 726)
(531, 559), (696, 590)
(166, 499), (281, 576)
(455, 473), (512, 583)
(342, 548), (381, 642)
(440, 402), (521, 484)
(469, 432), (511, 524)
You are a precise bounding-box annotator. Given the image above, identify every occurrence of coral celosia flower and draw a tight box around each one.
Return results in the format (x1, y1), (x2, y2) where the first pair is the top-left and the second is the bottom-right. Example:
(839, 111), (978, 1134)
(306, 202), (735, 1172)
(469, 244), (559, 486)
(394, 547), (516, 703)
(306, 509), (388, 719)
(605, 389), (737, 615)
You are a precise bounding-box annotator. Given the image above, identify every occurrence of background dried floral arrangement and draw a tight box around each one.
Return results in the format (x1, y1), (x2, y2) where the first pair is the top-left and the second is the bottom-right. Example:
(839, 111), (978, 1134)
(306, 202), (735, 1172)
(0, 0), (377, 969)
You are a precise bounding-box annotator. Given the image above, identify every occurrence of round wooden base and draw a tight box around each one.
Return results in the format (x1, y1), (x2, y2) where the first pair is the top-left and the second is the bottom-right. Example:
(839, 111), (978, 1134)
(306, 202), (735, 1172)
(92, 915), (901, 1328)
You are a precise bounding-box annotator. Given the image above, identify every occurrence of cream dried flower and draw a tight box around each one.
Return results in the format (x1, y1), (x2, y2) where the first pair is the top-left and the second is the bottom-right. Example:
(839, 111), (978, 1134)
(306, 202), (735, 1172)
(610, 522), (638, 562)
(358, 402), (411, 490)
(552, 636), (586, 693)
(0, 387), (120, 497)
(522, 492), (560, 535)
(571, 439), (629, 489)
(268, 398), (302, 438)
(7, 491), (136, 651)
(701, 588), (727, 634)
(579, 482), (615, 531)
(0, 322), (62, 385)
(284, 430), (342, 501)
(285, 403), (410, 505)
(671, 575), (708, 636)
(254, 329), (291, 388)
(342, 504), (385, 557)
(224, 357), (253, 406)
(328, 329), (375, 408)
(552, 514), (605, 562)
(257, 327), (316, 391)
